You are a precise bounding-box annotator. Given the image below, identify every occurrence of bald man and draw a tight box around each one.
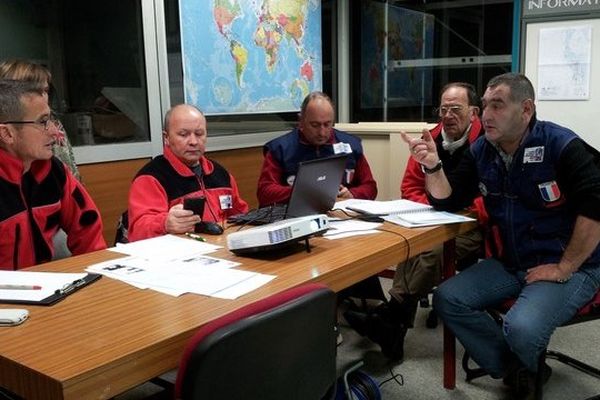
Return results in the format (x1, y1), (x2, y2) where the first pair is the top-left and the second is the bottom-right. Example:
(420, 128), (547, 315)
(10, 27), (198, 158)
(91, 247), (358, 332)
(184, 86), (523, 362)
(127, 104), (248, 242)
(257, 91), (377, 206)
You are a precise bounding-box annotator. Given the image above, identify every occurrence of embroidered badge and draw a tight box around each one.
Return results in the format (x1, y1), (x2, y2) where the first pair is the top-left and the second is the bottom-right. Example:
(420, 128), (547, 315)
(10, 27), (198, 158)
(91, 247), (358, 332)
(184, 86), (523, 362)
(219, 194), (233, 210)
(523, 146), (544, 163)
(538, 181), (561, 202)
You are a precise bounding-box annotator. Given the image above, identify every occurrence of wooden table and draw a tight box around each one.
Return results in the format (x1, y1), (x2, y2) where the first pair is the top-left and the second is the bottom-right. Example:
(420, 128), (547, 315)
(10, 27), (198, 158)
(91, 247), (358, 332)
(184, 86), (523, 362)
(0, 221), (474, 399)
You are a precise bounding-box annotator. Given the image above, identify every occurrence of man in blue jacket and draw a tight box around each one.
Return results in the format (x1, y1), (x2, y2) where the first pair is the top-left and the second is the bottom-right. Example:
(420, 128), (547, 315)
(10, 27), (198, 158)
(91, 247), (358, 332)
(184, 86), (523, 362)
(257, 91), (377, 205)
(402, 73), (600, 398)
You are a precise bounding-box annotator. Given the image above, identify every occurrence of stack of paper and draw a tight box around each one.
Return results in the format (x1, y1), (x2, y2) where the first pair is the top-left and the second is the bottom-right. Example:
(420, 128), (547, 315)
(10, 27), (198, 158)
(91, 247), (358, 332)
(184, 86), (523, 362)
(383, 212), (475, 228)
(110, 234), (222, 261)
(96, 235), (276, 299)
(86, 255), (274, 299)
(335, 199), (432, 215)
(335, 198), (475, 228)
(324, 219), (383, 239)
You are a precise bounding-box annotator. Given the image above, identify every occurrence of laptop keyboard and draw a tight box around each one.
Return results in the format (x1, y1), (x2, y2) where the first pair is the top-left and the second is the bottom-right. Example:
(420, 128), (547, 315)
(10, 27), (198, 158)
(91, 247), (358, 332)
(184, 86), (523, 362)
(227, 205), (287, 225)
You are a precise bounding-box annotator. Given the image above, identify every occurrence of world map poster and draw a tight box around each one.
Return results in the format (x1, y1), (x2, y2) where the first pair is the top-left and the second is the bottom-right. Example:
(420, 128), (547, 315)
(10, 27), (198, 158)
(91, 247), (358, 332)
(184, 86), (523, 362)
(180, 0), (322, 115)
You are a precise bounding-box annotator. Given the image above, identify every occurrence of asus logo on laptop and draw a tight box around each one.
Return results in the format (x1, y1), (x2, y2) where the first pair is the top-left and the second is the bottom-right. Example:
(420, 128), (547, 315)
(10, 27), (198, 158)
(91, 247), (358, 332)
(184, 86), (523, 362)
(317, 175), (327, 181)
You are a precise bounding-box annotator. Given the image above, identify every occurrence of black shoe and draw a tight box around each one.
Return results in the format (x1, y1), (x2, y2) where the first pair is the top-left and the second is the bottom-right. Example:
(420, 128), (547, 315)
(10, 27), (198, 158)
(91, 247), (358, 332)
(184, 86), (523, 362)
(343, 309), (370, 337)
(388, 296), (418, 329)
(368, 313), (407, 361)
(343, 301), (392, 336)
(343, 307), (407, 361)
(503, 363), (552, 399)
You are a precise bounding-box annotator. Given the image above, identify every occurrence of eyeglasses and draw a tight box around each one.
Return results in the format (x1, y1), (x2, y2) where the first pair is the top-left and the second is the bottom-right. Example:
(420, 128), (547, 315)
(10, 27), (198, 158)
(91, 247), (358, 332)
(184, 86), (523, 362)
(1, 113), (62, 132)
(436, 105), (465, 116)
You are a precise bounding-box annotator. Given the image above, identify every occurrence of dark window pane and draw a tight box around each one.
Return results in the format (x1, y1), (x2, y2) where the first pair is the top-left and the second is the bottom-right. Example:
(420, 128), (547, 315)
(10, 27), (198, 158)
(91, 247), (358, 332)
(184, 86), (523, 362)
(350, 0), (513, 122)
(0, 0), (150, 146)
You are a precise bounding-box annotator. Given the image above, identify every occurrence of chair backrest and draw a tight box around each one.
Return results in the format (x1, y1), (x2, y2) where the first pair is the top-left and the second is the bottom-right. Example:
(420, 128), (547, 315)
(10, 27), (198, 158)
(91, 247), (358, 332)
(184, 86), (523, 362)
(569, 287), (600, 325)
(174, 283), (337, 400)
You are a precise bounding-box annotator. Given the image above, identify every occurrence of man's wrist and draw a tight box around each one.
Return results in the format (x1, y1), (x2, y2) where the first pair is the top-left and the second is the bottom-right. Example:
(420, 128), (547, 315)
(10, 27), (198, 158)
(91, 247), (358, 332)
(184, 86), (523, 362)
(556, 258), (576, 283)
(421, 160), (443, 175)
(556, 273), (573, 283)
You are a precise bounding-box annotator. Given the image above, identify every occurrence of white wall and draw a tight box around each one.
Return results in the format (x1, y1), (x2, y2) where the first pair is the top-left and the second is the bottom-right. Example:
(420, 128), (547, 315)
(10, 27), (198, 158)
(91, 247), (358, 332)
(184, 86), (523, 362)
(335, 122), (435, 200)
(524, 18), (600, 150)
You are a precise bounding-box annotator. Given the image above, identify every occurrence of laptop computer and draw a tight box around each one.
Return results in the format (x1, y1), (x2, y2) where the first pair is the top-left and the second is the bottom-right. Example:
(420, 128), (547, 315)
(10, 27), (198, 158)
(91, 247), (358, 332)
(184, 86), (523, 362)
(228, 154), (348, 225)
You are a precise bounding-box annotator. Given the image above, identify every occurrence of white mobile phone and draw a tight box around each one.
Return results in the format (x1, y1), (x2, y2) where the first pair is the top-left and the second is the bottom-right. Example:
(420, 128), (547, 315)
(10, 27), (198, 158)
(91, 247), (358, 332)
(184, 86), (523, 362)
(0, 309), (29, 326)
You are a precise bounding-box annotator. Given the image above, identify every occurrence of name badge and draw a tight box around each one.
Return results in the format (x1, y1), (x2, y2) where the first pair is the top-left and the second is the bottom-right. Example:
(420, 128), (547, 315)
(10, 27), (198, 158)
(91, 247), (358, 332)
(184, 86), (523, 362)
(523, 146), (544, 163)
(333, 142), (352, 154)
(219, 194), (233, 210)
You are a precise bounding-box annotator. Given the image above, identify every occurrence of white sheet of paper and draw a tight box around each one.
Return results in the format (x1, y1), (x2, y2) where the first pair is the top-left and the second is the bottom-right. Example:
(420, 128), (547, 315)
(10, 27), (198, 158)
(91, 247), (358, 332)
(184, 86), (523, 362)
(324, 220), (382, 239)
(86, 255), (273, 299)
(109, 234), (221, 261)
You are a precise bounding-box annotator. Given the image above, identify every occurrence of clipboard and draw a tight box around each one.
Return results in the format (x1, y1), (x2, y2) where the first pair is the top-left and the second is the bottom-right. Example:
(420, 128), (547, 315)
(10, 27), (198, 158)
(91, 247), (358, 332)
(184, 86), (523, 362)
(0, 273), (102, 306)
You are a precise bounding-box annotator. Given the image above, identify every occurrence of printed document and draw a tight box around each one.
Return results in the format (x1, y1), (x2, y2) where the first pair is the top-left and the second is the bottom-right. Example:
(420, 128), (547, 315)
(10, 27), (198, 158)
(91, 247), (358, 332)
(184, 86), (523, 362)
(335, 198), (475, 227)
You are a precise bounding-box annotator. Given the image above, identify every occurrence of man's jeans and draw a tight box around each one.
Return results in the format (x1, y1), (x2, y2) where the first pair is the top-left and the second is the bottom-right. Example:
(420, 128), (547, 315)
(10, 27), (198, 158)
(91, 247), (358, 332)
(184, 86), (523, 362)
(433, 258), (600, 377)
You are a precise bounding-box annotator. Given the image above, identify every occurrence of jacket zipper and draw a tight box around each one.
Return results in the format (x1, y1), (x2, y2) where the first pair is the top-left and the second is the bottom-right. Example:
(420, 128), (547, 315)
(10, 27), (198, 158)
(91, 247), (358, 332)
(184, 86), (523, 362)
(13, 224), (20, 270)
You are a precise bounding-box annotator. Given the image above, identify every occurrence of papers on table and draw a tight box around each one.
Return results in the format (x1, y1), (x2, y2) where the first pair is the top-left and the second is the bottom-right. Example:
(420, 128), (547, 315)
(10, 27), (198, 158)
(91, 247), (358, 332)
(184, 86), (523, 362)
(335, 199), (432, 215)
(109, 234), (221, 260)
(383, 211), (475, 228)
(93, 235), (275, 299)
(335, 198), (475, 228)
(324, 220), (383, 239)
(0, 271), (87, 302)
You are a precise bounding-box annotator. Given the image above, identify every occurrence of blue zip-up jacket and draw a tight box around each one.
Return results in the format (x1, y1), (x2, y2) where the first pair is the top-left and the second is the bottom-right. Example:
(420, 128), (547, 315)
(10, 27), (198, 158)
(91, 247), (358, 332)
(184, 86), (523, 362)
(431, 119), (600, 271)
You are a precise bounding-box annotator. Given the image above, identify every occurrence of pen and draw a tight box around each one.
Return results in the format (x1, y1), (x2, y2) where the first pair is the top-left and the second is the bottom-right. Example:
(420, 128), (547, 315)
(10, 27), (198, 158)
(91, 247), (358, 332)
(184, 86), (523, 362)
(185, 232), (206, 242)
(0, 284), (42, 290)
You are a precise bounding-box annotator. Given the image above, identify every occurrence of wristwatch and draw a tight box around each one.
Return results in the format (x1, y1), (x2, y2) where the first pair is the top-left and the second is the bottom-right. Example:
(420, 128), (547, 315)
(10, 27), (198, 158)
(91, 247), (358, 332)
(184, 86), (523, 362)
(421, 160), (443, 175)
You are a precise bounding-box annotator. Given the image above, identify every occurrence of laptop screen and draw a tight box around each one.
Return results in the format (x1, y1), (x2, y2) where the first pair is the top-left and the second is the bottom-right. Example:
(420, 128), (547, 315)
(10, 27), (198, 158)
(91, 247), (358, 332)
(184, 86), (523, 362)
(286, 154), (348, 218)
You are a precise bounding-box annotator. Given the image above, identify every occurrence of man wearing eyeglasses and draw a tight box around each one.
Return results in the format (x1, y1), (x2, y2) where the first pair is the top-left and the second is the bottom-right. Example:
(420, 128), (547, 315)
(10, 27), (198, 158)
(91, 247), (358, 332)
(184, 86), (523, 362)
(404, 72), (600, 398)
(345, 82), (487, 361)
(0, 79), (106, 270)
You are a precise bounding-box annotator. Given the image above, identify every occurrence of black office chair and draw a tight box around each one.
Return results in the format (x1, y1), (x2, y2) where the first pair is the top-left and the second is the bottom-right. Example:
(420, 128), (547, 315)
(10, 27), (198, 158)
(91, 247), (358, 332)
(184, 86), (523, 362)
(462, 288), (600, 400)
(174, 283), (338, 400)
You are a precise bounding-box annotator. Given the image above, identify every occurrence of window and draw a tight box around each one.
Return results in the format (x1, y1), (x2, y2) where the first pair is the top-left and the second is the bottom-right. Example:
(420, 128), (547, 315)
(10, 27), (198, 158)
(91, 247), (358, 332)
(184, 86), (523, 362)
(349, 0), (514, 122)
(1, 0), (515, 162)
(0, 1), (155, 157)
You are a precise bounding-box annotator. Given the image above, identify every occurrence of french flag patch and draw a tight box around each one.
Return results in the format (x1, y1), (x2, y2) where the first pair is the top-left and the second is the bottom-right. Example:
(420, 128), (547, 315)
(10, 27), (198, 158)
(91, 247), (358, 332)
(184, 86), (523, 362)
(538, 180), (561, 202)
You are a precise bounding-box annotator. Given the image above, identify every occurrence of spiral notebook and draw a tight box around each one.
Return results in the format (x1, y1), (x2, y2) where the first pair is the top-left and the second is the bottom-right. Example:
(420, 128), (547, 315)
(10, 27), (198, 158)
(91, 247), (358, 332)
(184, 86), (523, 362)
(337, 199), (475, 228)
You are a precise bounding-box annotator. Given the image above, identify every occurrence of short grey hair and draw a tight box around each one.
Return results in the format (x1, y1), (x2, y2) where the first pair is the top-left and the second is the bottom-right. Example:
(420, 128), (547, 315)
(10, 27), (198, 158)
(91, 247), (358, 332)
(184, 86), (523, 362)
(487, 73), (535, 103)
(299, 91), (334, 118)
(0, 79), (43, 122)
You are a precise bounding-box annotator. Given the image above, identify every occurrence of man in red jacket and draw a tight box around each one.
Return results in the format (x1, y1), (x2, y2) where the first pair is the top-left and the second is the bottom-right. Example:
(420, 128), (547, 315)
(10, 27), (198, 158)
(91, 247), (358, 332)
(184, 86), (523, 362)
(345, 82), (486, 361)
(127, 104), (248, 242)
(0, 79), (106, 270)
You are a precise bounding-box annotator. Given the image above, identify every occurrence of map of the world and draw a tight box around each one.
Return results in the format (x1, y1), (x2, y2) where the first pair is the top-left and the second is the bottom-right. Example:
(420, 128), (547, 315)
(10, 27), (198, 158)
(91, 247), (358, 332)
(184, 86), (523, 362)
(180, 0), (322, 115)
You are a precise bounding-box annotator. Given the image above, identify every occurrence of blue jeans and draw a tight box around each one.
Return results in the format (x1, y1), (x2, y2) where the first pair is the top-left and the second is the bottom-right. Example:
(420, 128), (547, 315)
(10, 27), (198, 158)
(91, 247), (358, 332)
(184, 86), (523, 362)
(433, 258), (600, 377)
